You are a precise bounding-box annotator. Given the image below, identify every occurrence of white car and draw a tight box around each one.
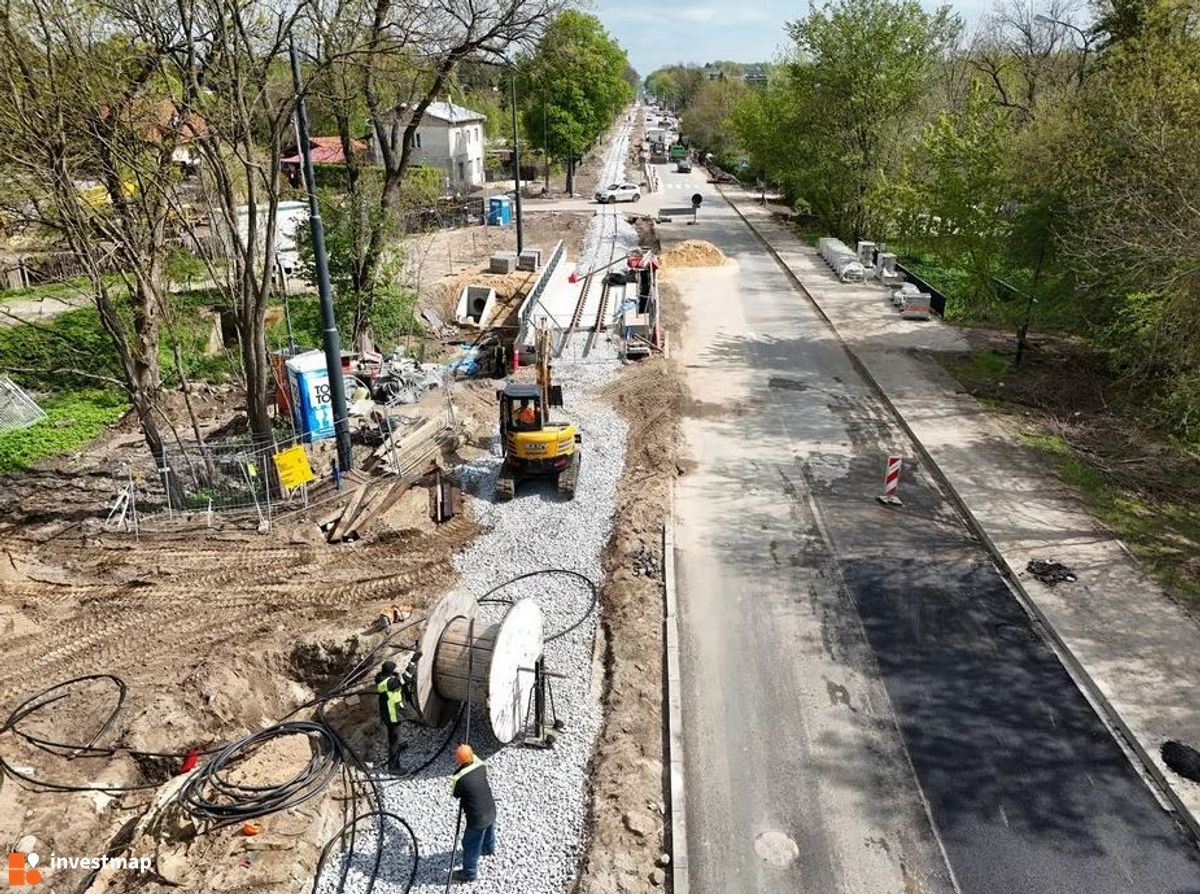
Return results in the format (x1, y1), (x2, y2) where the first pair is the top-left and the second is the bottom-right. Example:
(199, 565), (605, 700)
(595, 182), (641, 204)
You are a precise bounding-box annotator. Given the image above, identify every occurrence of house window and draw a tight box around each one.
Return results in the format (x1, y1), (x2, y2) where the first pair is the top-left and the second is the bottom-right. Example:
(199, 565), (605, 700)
(414, 132), (422, 149)
(458, 161), (465, 181)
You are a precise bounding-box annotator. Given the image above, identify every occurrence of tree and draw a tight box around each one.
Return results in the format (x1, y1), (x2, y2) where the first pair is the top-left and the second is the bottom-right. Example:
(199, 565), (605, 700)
(518, 12), (634, 194)
(680, 78), (749, 165)
(1058, 0), (1200, 432)
(311, 0), (564, 346)
(0, 0), (190, 495)
(735, 0), (960, 238)
(644, 65), (706, 112)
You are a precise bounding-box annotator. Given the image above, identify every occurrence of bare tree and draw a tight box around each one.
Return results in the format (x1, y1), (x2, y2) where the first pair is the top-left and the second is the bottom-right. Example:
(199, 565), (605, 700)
(308, 0), (565, 345)
(0, 0), (192, 497)
(968, 0), (1088, 119)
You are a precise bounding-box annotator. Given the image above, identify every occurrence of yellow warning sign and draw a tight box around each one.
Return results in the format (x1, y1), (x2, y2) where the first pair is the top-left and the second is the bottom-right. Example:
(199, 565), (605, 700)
(273, 445), (315, 490)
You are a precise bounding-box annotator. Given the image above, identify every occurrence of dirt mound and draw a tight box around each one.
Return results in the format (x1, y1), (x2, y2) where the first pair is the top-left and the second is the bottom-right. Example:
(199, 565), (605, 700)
(435, 269), (534, 323)
(659, 239), (726, 268)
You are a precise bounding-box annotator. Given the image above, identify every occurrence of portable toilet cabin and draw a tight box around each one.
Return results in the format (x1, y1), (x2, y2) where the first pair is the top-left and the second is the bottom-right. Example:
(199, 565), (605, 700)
(488, 196), (512, 226)
(285, 350), (336, 442)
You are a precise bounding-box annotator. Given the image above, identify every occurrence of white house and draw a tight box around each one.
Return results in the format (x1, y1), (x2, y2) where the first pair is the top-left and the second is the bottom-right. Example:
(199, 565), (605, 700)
(370, 101), (487, 192)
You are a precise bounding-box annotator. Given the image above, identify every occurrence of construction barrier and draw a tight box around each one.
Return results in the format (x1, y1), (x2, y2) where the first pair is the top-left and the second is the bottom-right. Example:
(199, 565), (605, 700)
(877, 455), (902, 506)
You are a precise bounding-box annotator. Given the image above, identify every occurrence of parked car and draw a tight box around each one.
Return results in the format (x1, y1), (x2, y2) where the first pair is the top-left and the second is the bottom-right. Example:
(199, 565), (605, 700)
(594, 182), (641, 204)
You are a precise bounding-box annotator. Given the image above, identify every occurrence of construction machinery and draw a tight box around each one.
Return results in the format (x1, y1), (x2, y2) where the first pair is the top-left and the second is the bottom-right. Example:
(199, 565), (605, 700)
(495, 325), (581, 502)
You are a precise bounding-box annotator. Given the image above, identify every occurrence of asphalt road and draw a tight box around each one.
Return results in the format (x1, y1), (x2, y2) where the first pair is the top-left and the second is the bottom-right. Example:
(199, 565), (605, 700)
(661, 160), (1200, 894)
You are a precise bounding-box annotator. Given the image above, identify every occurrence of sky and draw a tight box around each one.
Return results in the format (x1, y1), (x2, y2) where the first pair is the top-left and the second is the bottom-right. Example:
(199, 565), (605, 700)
(598, 0), (991, 78)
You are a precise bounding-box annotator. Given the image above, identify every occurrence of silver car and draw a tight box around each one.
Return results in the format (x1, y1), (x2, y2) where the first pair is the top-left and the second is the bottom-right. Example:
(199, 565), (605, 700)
(594, 182), (641, 204)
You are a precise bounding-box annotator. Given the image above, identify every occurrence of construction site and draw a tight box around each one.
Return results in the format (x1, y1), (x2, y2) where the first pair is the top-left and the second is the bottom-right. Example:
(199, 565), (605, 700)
(0, 105), (698, 894)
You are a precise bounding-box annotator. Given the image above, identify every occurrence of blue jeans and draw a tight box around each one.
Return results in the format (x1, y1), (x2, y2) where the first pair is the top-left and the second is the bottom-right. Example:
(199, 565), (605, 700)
(459, 823), (496, 877)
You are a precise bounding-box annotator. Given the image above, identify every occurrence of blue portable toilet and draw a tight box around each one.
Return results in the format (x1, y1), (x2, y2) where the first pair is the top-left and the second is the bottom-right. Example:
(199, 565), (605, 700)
(488, 195), (512, 226)
(284, 350), (336, 442)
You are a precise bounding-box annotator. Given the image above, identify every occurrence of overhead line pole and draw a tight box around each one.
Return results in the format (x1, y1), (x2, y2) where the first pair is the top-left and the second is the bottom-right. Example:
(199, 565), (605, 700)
(510, 64), (524, 255)
(289, 38), (352, 473)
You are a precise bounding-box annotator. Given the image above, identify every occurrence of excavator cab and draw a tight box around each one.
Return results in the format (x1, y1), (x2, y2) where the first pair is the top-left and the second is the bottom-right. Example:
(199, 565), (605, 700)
(495, 371), (580, 502)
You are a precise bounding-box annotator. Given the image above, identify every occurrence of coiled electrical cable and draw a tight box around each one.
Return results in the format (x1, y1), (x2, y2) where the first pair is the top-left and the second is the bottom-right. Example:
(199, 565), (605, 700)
(478, 568), (599, 641)
(177, 720), (341, 824)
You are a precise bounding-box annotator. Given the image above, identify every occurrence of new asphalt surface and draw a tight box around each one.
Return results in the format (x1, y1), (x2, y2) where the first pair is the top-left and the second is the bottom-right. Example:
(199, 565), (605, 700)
(661, 161), (1200, 894)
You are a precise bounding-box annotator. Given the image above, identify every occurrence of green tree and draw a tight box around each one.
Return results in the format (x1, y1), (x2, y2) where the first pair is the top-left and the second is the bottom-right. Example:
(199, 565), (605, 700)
(680, 78), (749, 165)
(735, 0), (960, 238)
(518, 11), (633, 193)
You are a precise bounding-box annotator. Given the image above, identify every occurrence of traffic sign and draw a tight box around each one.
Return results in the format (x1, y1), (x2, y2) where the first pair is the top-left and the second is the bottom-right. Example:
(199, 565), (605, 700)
(691, 193), (703, 207)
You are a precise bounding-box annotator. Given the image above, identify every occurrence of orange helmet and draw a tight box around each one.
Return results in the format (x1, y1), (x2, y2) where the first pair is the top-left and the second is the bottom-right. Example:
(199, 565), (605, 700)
(455, 744), (475, 765)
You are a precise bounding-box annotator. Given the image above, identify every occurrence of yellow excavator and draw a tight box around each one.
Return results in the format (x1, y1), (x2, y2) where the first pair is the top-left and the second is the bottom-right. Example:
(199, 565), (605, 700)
(495, 325), (581, 502)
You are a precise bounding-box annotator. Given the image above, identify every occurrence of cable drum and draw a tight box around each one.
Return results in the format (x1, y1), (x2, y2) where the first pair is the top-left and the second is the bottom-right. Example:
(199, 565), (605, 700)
(178, 721), (342, 824)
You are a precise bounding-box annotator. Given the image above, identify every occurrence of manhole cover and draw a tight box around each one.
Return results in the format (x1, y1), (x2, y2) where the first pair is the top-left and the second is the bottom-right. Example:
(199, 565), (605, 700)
(754, 830), (799, 867)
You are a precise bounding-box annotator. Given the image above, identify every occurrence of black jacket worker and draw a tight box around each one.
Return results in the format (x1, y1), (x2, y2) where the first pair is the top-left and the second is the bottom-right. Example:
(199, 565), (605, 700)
(449, 743), (496, 882)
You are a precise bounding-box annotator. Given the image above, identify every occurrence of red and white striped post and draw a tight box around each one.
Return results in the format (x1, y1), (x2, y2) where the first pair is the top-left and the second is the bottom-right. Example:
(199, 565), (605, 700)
(877, 455), (903, 506)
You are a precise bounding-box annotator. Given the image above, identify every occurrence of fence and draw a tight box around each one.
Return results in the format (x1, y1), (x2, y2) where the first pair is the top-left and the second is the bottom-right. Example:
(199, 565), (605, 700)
(894, 262), (948, 317)
(112, 432), (321, 531)
(0, 376), (46, 432)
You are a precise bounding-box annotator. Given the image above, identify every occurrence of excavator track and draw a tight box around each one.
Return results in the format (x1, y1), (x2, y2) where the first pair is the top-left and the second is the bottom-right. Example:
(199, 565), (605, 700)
(495, 466), (516, 502)
(557, 452), (581, 501)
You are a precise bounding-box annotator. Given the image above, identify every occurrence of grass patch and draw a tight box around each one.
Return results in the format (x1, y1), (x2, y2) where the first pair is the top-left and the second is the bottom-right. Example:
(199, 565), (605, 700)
(0, 274), (128, 307)
(942, 342), (1200, 611)
(0, 292), (244, 393)
(0, 390), (128, 474)
(1017, 426), (1200, 608)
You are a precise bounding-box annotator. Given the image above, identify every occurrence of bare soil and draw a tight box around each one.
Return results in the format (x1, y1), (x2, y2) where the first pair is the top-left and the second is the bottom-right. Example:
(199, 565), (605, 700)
(578, 283), (686, 894)
(658, 240), (726, 269)
(406, 212), (593, 316)
(0, 383), (498, 893)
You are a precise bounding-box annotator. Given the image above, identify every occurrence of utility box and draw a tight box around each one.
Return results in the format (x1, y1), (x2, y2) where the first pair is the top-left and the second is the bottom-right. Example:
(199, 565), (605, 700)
(487, 196), (512, 226)
(517, 249), (541, 272)
(490, 252), (518, 274)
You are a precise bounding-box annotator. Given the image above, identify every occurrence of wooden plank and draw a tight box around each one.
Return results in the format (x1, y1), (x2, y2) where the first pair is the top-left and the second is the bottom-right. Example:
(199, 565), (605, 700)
(327, 483), (368, 542)
(341, 485), (390, 541)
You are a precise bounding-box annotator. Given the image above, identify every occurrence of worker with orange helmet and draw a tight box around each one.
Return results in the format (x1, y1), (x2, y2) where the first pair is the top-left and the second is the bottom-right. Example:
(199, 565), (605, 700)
(448, 743), (496, 882)
(515, 400), (537, 426)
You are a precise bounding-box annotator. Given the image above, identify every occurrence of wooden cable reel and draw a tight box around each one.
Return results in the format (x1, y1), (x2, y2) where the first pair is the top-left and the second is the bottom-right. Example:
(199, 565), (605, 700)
(414, 590), (544, 744)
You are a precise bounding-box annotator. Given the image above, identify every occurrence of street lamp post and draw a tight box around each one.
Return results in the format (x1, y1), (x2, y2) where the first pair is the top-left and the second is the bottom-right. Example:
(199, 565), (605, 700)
(288, 39), (352, 473)
(509, 66), (524, 255)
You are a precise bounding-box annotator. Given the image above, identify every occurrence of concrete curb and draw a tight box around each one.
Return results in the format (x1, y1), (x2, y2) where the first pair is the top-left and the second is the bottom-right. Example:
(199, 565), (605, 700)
(663, 480), (689, 894)
(716, 184), (1200, 846)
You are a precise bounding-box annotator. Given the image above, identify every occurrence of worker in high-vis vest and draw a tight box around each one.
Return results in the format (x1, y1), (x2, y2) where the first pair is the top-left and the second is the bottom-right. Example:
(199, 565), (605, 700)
(449, 743), (496, 882)
(374, 658), (415, 773)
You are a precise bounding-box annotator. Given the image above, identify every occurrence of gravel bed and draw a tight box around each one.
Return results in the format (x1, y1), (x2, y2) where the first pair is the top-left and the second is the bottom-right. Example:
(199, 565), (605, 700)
(316, 361), (628, 894)
(314, 125), (635, 894)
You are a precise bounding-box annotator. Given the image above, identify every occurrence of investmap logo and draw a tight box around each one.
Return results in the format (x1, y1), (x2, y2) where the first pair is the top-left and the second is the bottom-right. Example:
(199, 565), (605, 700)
(7, 853), (40, 886)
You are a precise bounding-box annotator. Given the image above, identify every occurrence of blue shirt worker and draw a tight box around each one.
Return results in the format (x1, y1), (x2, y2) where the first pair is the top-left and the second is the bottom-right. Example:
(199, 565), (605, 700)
(449, 744), (496, 882)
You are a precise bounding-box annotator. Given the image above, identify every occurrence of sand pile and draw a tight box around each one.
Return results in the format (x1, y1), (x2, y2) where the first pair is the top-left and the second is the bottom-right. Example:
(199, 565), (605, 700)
(659, 239), (726, 268)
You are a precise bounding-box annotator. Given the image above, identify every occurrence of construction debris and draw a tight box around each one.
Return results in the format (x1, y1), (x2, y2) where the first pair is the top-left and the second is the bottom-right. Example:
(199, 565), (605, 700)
(1025, 558), (1078, 586)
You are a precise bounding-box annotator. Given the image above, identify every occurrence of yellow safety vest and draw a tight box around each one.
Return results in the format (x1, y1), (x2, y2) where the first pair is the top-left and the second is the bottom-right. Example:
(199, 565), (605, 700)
(448, 758), (484, 794)
(376, 679), (403, 724)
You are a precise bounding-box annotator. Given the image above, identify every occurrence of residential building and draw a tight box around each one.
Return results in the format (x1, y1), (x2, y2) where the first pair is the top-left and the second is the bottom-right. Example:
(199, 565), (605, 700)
(369, 101), (487, 192)
(281, 136), (367, 186)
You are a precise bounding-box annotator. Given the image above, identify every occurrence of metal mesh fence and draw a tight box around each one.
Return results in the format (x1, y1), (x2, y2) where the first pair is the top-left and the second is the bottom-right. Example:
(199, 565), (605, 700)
(0, 376), (47, 432)
(111, 433), (320, 531)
